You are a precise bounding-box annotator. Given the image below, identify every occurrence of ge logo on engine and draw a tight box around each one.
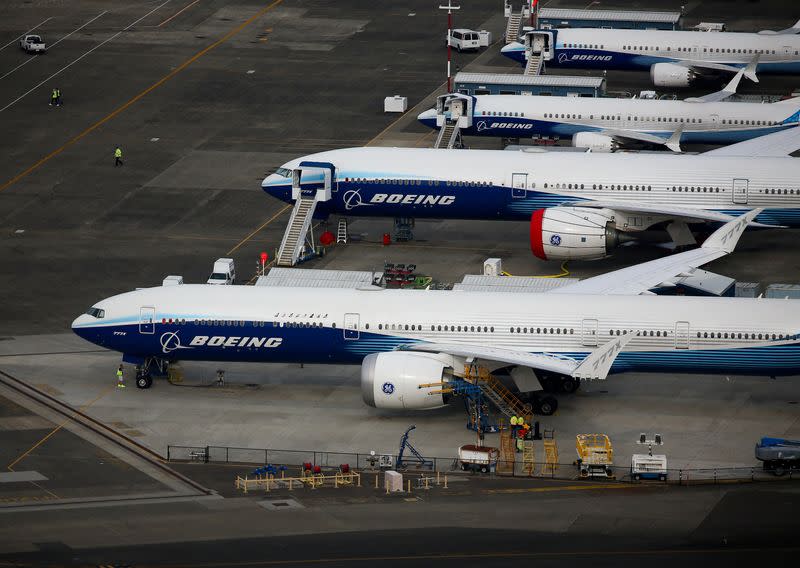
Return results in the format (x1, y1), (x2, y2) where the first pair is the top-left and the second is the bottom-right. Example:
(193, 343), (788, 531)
(550, 234), (562, 246)
(382, 382), (395, 395)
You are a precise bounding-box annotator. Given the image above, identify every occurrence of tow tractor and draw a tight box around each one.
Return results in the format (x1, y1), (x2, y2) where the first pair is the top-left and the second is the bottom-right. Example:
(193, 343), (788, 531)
(756, 437), (800, 476)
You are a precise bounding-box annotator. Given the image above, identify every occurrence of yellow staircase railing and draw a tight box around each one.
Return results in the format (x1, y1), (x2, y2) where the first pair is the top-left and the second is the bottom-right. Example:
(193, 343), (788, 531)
(464, 365), (533, 423)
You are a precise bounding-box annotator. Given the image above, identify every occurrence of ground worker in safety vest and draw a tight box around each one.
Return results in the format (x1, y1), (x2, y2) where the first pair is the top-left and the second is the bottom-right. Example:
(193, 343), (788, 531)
(116, 364), (125, 388)
(114, 146), (123, 167)
(50, 88), (58, 106)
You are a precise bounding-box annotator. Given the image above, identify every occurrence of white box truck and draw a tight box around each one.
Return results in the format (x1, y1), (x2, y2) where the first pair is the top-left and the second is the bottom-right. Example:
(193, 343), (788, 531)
(207, 258), (235, 285)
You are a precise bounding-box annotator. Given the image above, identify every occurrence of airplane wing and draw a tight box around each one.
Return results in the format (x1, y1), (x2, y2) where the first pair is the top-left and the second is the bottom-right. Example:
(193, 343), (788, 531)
(578, 200), (781, 228)
(759, 19), (800, 35)
(595, 126), (683, 152)
(548, 209), (762, 296)
(703, 124), (800, 157)
(684, 63), (750, 103)
(397, 333), (633, 381)
(676, 55), (759, 83)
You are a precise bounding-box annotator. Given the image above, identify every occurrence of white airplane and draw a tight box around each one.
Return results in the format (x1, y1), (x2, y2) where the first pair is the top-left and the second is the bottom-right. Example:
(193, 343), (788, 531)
(501, 23), (800, 87)
(417, 71), (800, 152)
(72, 209), (800, 415)
(261, 128), (800, 260)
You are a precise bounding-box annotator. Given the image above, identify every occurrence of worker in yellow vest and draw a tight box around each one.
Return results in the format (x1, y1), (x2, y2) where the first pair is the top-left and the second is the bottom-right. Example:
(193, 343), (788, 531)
(116, 364), (125, 388)
(114, 146), (123, 167)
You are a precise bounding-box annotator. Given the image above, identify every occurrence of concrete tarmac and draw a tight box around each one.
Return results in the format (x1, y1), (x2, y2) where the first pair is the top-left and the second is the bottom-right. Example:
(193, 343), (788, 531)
(1, 0), (799, 564)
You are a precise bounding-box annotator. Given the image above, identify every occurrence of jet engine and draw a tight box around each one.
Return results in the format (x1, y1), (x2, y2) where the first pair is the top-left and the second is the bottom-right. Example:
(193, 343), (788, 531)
(572, 132), (618, 152)
(650, 63), (694, 88)
(361, 352), (452, 410)
(530, 207), (627, 260)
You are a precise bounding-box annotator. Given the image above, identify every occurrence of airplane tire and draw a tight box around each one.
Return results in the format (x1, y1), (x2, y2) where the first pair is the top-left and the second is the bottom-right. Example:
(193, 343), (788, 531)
(536, 396), (558, 416)
(136, 375), (153, 389)
(560, 377), (578, 394)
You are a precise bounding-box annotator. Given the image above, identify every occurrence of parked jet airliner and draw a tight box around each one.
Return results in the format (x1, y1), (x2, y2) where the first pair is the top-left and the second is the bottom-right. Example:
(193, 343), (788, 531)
(72, 210), (800, 415)
(417, 78), (800, 151)
(501, 22), (800, 86)
(261, 129), (800, 260)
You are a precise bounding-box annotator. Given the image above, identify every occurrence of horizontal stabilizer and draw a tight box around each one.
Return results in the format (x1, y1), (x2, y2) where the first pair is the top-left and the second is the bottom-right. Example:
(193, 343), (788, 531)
(703, 126), (800, 157)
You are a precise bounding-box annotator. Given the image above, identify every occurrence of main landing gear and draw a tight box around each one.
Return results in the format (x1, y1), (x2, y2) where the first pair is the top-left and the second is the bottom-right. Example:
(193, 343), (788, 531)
(522, 375), (582, 416)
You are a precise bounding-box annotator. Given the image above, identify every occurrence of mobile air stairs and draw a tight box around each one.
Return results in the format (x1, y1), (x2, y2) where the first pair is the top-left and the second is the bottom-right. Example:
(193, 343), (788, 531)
(520, 29), (555, 76)
(503, 1), (530, 44)
(276, 162), (335, 267)
(433, 93), (474, 149)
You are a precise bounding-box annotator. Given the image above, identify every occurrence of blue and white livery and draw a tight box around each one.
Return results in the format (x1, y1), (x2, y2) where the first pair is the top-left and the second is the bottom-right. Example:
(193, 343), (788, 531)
(417, 80), (800, 151)
(261, 128), (800, 260)
(72, 210), (800, 415)
(501, 24), (800, 86)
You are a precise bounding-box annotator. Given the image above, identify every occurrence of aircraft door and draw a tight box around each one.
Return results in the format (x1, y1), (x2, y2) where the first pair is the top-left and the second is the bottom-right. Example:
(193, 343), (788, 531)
(674, 321), (690, 349)
(732, 178), (749, 204)
(450, 99), (464, 120)
(709, 114), (719, 125)
(581, 318), (598, 347)
(139, 307), (155, 334)
(511, 173), (527, 198)
(343, 313), (360, 340)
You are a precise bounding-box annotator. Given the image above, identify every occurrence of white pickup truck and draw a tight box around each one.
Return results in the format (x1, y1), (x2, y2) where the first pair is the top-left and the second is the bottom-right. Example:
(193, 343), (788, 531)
(20, 34), (46, 53)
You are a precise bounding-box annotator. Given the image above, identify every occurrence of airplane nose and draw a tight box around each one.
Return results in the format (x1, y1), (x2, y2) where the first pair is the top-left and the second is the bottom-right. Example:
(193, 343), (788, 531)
(500, 41), (524, 54)
(262, 173), (281, 188)
(417, 108), (437, 124)
(72, 314), (92, 330)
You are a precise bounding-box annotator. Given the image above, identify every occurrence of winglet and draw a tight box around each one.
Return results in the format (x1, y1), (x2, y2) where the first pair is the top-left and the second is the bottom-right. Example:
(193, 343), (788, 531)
(572, 333), (634, 381)
(744, 53), (760, 83)
(665, 125), (684, 153)
(702, 208), (763, 253)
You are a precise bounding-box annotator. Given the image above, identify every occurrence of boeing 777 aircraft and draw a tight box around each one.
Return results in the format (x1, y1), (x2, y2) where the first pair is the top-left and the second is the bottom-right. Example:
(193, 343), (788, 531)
(261, 129), (800, 260)
(72, 210), (800, 415)
(501, 22), (800, 86)
(417, 75), (800, 151)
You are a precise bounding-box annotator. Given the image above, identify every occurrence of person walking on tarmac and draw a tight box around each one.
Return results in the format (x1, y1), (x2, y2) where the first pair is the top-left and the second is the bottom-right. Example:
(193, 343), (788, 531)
(50, 88), (58, 106)
(116, 364), (125, 388)
(114, 146), (123, 167)
(55, 87), (61, 106)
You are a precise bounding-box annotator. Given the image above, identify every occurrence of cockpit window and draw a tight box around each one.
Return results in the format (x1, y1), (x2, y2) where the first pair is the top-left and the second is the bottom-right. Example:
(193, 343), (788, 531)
(209, 273), (227, 280)
(275, 167), (292, 178)
(86, 307), (105, 318)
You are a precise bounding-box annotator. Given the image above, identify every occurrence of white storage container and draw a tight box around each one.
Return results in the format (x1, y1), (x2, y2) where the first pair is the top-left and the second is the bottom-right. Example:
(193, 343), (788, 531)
(384, 470), (403, 492)
(162, 275), (184, 286)
(384, 95), (408, 113)
(483, 258), (502, 277)
(478, 30), (492, 47)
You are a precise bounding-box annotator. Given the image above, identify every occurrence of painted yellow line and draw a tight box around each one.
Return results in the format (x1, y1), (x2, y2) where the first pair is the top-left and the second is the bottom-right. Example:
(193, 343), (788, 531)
(0, 0), (285, 194)
(485, 483), (641, 495)
(158, 0), (201, 27)
(6, 385), (115, 471)
(226, 204), (291, 255)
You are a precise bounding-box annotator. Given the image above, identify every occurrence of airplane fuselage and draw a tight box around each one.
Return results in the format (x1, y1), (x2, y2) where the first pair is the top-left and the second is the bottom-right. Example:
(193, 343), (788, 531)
(502, 28), (800, 73)
(72, 285), (800, 377)
(417, 95), (800, 144)
(262, 147), (800, 227)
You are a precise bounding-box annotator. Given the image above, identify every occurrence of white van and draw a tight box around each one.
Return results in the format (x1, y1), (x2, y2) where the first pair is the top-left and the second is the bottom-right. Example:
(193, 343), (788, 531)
(207, 258), (236, 285)
(445, 29), (481, 52)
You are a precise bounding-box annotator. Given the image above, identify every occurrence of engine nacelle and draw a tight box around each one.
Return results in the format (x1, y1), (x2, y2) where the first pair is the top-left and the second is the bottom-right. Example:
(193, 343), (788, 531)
(361, 352), (451, 410)
(650, 62), (694, 88)
(530, 207), (622, 260)
(572, 132), (618, 152)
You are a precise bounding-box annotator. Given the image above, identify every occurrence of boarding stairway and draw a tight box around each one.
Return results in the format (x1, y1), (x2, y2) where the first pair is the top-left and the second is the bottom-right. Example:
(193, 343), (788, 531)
(505, 11), (522, 43)
(463, 366), (533, 423)
(434, 121), (462, 149)
(524, 52), (543, 76)
(276, 196), (317, 267)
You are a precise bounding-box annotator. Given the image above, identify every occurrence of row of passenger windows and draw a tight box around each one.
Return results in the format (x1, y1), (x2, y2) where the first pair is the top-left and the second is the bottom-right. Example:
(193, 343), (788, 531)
(544, 113), (704, 124)
(542, 182), (653, 191)
(563, 43), (604, 49)
(762, 188), (799, 195)
(697, 331), (788, 340)
(670, 186), (723, 193)
(618, 45), (785, 55)
(160, 319), (792, 342)
(343, 178), (490, 188)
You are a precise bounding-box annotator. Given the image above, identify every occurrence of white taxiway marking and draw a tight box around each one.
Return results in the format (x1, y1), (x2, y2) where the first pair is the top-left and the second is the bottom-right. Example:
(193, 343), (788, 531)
(0, 12), (108, 82)
(0, 17), (54, 52)
(0, 0), (173, 114)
